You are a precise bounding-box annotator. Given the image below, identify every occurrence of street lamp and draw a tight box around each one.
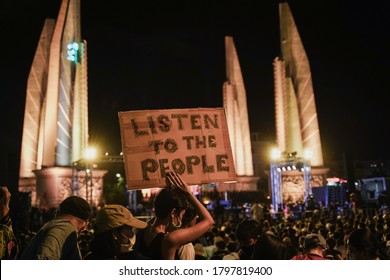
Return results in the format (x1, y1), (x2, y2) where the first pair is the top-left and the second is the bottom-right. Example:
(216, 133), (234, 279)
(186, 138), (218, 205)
(85, 147), (97, 205)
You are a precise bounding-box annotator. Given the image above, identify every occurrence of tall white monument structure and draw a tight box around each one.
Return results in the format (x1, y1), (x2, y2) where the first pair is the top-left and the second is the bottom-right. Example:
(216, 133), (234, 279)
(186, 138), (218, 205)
(271, 2), (328, 208)
(223, 36), (259, 191)
(19, 0), (106, 208)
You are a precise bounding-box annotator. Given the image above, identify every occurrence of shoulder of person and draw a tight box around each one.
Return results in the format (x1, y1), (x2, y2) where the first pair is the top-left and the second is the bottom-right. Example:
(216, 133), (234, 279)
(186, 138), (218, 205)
(51, 218), (77, 229)
(40, 218), (78, 239)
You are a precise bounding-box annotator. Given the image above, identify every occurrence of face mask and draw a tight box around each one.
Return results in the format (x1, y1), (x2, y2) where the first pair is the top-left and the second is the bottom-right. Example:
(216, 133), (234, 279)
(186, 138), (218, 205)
(120, 234), (136, 253)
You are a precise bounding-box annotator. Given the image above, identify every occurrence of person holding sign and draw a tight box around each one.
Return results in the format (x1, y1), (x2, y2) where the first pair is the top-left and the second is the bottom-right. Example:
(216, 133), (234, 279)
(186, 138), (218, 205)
(135, 172), (214, 259)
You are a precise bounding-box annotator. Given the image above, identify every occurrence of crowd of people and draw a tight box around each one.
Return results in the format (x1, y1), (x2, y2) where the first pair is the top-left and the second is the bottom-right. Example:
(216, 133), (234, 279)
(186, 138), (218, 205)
(1, 174), (390, 260)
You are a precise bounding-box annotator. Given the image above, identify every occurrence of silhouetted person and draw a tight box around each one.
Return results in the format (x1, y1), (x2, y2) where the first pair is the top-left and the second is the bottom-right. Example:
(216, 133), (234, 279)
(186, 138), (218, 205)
(84, 204), (148, 260)
(136, 172), (214, 259)
(20, 196), (91, 259)
(0, 186), (18, 259)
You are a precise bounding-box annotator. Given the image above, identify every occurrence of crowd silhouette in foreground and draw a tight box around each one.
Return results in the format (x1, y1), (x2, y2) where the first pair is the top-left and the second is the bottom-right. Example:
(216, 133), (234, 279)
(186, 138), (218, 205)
(1, 177), (390, 260)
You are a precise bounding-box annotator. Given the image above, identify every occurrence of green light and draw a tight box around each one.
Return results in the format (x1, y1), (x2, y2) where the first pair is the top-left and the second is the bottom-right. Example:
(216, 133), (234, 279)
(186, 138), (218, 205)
(67, 42), (79, 62)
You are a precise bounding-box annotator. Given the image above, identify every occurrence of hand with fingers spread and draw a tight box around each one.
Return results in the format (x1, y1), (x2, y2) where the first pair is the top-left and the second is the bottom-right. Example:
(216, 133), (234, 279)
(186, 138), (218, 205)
(165, 172), (190, 194)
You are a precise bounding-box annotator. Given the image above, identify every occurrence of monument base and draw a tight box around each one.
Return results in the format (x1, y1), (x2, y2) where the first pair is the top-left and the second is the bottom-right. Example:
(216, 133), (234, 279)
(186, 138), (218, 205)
(19, 167), (107, 208)
(311, 167), (330, 188)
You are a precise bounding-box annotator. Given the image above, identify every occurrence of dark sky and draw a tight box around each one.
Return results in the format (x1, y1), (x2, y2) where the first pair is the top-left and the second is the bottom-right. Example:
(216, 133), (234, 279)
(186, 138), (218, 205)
(2, 0), (390, 185)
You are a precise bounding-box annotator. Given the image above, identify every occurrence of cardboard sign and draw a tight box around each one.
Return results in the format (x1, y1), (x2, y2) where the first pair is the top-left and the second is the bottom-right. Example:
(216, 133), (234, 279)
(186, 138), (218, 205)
(118, 108), (236, 189)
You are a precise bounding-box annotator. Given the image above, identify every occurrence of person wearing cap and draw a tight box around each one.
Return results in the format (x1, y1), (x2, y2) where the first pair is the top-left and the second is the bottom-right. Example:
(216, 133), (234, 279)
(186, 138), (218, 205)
(291, 233), (328, 260)
(84, 204), (149, 260)
(19, 196), (91, 260)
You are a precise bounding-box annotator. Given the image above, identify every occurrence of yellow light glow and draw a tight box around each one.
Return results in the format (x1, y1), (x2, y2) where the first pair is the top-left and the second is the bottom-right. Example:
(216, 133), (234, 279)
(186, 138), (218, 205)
(270, 148), (281, 160)
(85, 147), (97, 160)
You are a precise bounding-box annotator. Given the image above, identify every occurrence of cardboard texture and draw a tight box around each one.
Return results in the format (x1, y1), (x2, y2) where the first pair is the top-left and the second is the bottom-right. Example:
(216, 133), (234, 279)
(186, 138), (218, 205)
(118, 108), (236, 189)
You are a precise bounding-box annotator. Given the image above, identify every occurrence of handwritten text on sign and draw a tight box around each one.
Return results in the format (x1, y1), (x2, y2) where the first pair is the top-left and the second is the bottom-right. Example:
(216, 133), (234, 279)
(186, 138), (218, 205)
(119, 108), (236, 189)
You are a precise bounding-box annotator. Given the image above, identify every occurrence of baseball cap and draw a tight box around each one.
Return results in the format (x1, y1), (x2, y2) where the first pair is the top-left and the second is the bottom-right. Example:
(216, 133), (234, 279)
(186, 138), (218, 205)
(94, 204), (148, 234)
(304, 233), (327, 250)
(59, 196), (91, 220)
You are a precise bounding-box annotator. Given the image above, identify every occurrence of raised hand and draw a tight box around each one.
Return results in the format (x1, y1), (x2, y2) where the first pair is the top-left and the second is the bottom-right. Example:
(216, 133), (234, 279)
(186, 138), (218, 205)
(165, 172), (190, 193)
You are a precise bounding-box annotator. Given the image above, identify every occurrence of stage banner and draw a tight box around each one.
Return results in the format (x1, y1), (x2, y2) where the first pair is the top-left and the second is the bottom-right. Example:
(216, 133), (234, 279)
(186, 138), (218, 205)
(118, 108), (236, 189)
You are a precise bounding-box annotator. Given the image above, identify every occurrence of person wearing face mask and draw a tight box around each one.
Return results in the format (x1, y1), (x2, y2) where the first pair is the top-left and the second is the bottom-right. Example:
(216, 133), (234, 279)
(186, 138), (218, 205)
(135, 172), (214, 259)
(84, 204), (149, 260)
(20, 196), (91, 260)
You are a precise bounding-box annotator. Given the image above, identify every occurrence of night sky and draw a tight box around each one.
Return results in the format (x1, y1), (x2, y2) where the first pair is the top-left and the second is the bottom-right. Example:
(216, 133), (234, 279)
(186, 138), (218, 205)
(2, 0), (390, 186)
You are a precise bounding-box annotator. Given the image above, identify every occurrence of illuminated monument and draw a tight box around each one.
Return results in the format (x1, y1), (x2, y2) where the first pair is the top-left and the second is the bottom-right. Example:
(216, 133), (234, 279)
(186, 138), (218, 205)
(271, 2), (328, 209)
(18, 0), (106, 208)
(222, 36), (259, 191)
